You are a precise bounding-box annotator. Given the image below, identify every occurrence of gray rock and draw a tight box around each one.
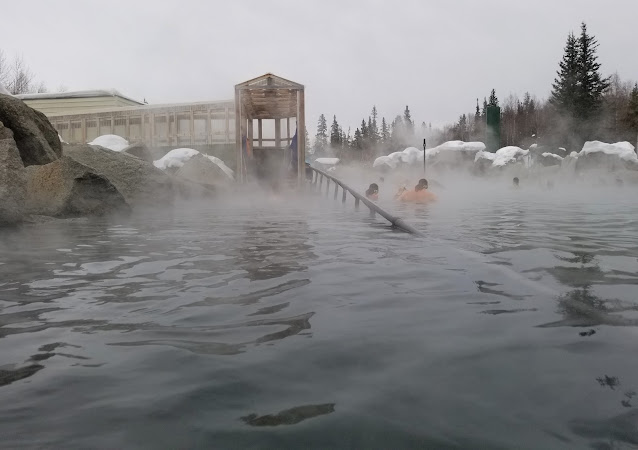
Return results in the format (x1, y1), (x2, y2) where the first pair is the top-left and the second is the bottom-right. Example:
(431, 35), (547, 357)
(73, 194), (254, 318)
(0, 133), (27, 225)
(25, 156), (130, 217)
(63, 144), (176, 207)
(575, 151), (629, 172)
(122, 142), (154, 163)
(174, 153), (231, 188)
(0, 94), (62, 166)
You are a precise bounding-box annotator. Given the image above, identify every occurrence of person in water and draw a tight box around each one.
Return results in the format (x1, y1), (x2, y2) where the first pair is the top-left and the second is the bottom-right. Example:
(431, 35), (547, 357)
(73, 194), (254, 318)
(398, 178), (437, 203)
(513, 177), (520, 188)
(366, 183), (379, 201)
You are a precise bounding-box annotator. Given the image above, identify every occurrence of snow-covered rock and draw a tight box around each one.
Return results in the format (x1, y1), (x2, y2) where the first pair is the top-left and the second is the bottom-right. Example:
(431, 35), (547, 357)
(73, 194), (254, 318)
(576, 141), (637, 171)
(474, 146), (529, 169)
(538, 152), (564, 167)
(89, 134), (129, 152)
(154, 148), (234, 180)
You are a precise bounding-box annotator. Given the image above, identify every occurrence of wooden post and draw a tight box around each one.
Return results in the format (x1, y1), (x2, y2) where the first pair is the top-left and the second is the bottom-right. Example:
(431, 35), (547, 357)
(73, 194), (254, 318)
(206, 109), (211, 145)
(275, 118), (281, 148)
(150, 114), (155, 147)
(296, 89), (305, 185)
(97, 116), (101, 137)
(81, 118), (86, 143)
(225, 106), (230, 143)
(355, 197), (360, 210)
(235, 88), (243, 182)
(126, 116), (130, 141)
(188, 109), (194, 146)
(326, 178), (330, 196)
(334, 182), (338, 200)
(342, 187), (347, 203)
(247, 118), (253, 159)
(286, 117), (290, 145)
(319, 174), (323, 189)
(110, 115), (114, 134)
(258, 119), (263, 147)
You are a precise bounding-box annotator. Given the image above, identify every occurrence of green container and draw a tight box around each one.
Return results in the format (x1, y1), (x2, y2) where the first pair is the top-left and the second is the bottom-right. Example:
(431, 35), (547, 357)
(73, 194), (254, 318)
(486, 106), (501, 152)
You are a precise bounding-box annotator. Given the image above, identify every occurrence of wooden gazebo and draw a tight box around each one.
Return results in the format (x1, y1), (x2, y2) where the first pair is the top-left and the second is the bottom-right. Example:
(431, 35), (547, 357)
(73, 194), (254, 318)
(234, 73), (305, 184)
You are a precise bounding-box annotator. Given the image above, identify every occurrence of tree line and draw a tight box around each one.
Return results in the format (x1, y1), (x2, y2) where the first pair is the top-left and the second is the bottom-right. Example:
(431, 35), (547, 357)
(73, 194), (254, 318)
(314, 22), (638, 157)
(439, 23), (638, 152)
(313, 105), (434, 162)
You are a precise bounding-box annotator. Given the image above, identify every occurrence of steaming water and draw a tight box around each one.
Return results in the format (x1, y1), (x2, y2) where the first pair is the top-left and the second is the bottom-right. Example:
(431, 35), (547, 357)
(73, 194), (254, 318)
(2, 185), (638, 449)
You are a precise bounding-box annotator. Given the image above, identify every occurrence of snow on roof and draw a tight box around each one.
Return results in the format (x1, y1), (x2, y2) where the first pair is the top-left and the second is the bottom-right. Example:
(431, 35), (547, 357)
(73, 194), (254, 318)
(15, 89), (143, 104)
(541, 152), (564, 160)
(153, 148), (234, 179)
(579, 141), (637, 162)
(314, 157), (340, 165)
(89, 134), (129, 152)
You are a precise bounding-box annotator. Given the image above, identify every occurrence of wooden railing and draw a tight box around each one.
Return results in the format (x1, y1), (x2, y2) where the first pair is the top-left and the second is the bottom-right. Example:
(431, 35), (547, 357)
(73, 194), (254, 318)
(308, 167), (423, 236)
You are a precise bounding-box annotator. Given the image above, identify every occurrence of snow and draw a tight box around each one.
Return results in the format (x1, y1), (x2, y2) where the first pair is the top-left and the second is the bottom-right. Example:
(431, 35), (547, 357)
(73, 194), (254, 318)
(0, 83), (11, 95)
(58, 133), (68, 144)
(204, 154), (234, 179)
(542, 152), (564, 160)
(579, 141), (637, 162)
(435, 141), (486, 153)
(475, 146), (529, 167)
(153, 148), (200, 170)
(314, 157), (340, 165)
(153, 147), (234, 180)
(89, 134), (129, 152)
(492, 146), (529, 167)
(372, 155), (397, 169)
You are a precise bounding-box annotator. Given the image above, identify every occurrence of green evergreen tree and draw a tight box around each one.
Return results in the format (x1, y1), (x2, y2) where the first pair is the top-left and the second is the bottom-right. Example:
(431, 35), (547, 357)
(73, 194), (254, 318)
(330, 115), (341, 147)
(550, 31), (579, 114)
(481, 97), (488, 118)
(625, 83), (638, 136)
(575, 22), (610, 121)
(488, 89), (499, 107)
(352, 127), (362, 149)
(381, 117), (389, 143)
(313, 114), (328, 155)
(403, 105), (413, 135)
(370, 106), (379, 144)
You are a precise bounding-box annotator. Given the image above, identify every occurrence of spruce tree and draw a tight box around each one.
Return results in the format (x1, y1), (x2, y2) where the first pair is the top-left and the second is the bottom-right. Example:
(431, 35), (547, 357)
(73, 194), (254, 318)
(625, 83), (638, 137)
(576, 22), (610, 121)
(313, 114), (328, 155)
(550, 31), (579, 114)
(370, 106), (379, 144)
(352, 128), (362, 149)
(481, 98), (488, 118)
(330, 115), (341, 147)
(488, 89), (499, 107)
(380, 117), (389, 143)
(403, 106), (413, 135)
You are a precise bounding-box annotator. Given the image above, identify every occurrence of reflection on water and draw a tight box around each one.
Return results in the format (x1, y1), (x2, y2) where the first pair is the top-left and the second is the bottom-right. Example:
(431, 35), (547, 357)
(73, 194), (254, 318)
(1, 190), (638, 448)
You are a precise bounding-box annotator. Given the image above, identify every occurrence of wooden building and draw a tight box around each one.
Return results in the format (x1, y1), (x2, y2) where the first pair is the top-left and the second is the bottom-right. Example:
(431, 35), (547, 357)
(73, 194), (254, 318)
(235, 73), (305, 184)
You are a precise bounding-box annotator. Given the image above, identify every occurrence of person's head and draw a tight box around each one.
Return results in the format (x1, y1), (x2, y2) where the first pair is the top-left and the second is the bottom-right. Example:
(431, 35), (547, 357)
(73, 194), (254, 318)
(416, 178), (428, 191)
(366, 183), (379, 195)
(379, 177), (385, 183)
(513, 177), (519, 186)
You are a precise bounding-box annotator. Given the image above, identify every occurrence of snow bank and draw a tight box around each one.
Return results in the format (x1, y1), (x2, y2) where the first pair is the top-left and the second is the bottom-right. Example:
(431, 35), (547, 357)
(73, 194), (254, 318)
(0, 83), (11, 95)
(579, 141), (637, 162)
(58, 133), (68, 144)
(314, 157), (340, 165)
(435, 141), (486, 153)
(89, 134), (129, 152)
(153, 148), (234, 179)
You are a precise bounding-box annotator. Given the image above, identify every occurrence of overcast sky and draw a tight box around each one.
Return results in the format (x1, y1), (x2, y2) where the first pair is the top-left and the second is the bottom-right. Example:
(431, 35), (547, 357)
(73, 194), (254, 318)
(1, 0), (637, 134)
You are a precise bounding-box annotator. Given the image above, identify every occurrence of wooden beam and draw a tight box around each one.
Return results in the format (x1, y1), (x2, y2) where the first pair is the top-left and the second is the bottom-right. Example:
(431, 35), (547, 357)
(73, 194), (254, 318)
(297, 89), (305, 185)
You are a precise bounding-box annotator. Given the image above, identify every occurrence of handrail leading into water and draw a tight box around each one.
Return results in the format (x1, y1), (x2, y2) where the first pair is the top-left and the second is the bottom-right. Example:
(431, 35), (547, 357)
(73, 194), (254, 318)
(308, 167), (423, 237)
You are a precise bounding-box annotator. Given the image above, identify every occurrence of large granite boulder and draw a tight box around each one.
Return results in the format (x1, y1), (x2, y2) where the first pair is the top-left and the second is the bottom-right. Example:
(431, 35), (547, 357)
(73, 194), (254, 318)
(63, 144), (176, 207)
(0, 122), (27, 225)
(174, 153), (231, 188)
(0, 94), (62, 166)
(122, 142), (154, 163)
(25, 156), (130, 217)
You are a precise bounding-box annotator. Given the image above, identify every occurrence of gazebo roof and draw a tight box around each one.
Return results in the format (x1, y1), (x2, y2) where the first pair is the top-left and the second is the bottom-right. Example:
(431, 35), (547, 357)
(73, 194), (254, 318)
(235, 73), (304, 119)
